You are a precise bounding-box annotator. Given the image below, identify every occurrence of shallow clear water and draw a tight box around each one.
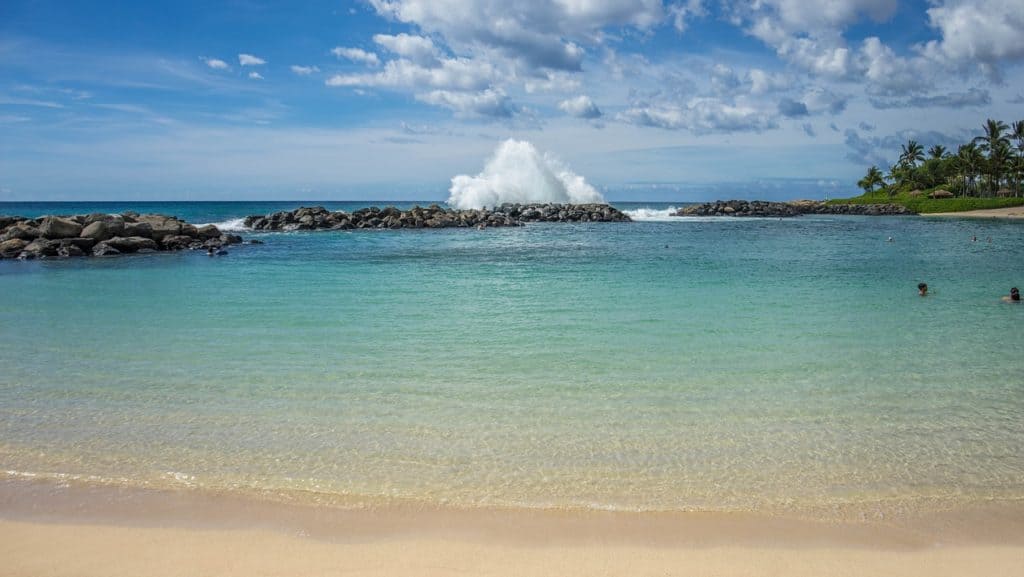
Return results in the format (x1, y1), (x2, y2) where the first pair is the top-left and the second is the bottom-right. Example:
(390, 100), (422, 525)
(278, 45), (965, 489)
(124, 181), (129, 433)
(1, 201), (1022, 514)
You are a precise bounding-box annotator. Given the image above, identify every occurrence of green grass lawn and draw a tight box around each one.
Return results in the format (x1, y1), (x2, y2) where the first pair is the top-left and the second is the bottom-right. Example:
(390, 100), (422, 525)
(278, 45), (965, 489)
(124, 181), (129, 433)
(828, 189), (1024, 214)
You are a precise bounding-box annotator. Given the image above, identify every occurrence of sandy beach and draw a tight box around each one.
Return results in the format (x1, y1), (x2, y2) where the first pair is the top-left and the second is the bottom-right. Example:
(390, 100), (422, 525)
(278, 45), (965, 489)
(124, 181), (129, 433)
(4, 519), (1024, 577)
(925, 205), (1024, 218)
(2, 480), (1024, 577)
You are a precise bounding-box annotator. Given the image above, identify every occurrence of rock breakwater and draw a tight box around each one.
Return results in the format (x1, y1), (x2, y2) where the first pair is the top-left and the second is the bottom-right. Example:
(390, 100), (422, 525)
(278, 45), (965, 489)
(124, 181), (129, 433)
(674, 200), (914, 217)
(243, 203), (631, 231)
(0, 213), (242, 260)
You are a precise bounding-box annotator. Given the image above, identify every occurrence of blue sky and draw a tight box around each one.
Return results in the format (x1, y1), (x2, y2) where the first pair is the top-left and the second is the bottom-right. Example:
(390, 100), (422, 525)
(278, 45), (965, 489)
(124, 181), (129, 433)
(2, 0), (1022, 201)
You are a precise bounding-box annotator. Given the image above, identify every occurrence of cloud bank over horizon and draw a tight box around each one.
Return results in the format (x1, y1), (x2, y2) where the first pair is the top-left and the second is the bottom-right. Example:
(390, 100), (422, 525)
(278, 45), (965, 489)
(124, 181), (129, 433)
(1, 0), (1023, 200)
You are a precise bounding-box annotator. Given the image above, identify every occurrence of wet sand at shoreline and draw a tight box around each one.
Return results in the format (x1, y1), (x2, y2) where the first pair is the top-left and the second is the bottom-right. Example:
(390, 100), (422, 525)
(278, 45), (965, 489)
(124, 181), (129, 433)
(2, 480), (1023, 577)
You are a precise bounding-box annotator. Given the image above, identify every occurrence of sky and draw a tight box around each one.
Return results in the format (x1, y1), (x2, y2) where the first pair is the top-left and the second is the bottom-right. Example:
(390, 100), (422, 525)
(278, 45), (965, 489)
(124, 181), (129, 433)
(1, 0), (1023, 201)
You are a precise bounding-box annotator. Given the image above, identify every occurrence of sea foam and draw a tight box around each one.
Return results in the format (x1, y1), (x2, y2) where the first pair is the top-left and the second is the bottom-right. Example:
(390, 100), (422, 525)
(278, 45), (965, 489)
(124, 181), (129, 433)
(199, 217), (249, 231)
(447, 139), (605, 210)
(622, 207), (680, 221)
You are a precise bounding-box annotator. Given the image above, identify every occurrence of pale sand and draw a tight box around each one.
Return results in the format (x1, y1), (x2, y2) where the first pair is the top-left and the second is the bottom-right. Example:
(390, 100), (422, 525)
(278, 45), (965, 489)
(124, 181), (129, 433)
(926, 205), (1024, 218)
(3, 520), (1024, 577)
(2, 481), (1024, 576)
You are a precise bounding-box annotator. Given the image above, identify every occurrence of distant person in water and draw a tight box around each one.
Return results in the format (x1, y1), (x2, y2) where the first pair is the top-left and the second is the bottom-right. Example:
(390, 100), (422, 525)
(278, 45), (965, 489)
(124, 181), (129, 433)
(207, 247), (215, 257)
(1003, 287), (1021, 303)
(918, 283), (928, 296)
(887, 236), (894, 242)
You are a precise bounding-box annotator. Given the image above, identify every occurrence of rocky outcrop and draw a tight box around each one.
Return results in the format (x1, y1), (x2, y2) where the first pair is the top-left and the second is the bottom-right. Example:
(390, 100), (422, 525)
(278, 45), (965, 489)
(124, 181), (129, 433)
(244, 203), (631, 232)
(674, 200), (914, 218)
(0, 213), (243, 260)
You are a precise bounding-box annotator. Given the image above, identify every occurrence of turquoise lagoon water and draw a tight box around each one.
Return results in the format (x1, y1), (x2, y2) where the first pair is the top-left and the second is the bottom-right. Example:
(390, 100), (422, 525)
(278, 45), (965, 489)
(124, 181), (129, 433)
(1, 201), (1022, 515)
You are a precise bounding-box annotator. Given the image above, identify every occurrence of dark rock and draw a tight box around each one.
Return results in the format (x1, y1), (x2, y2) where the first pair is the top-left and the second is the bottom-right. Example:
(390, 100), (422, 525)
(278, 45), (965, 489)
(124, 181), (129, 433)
(673, 200), (914, 218)
(0, 238), (29, 258)
(1, 223), (42, 242)
(38, 216), (83, 239)
(92, 244), (121, 256)
(57, 244), (85, 258)
(161, 235), (196, 250)
(243, 203), (630, 232)
(21, 238), (60, 258)
(97, 236), (159, 253)
(123, 222), (153, 238)
(195, 224), (221, 239)
(80, 221), (123, 241)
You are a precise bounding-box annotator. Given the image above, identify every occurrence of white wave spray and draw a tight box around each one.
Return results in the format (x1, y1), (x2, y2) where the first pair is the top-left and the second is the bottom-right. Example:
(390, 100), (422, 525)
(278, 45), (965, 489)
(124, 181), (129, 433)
(447, 139), (605, 210)
(197, 217), (248, 231)
(622, 207), (680, 221)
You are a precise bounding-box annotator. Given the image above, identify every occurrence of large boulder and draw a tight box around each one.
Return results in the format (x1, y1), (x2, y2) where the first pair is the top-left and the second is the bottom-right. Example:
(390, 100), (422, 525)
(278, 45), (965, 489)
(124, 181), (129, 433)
(80, 220), (123, 241)
(122, 221), (153, 238)
(161, 235), (195, 250)
(38, 216), (83, 239)
(1, 223), (41, 242)
(195, 224), (222, 239)
(134, 214), (185, 240)
(21, 238), (60, 258)
(0, 238), (28, 258)
(97, 236), (159, 253)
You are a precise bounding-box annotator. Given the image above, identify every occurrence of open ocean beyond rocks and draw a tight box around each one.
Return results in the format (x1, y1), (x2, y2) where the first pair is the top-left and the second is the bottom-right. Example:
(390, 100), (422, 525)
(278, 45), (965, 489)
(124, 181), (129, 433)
(1, 201), (1022, 519)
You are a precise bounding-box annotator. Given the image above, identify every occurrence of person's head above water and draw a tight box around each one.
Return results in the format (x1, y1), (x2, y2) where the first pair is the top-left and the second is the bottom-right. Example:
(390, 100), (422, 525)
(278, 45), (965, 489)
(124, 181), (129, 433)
(918, 282), (928, 296)
(1012, 287), (1020, 301)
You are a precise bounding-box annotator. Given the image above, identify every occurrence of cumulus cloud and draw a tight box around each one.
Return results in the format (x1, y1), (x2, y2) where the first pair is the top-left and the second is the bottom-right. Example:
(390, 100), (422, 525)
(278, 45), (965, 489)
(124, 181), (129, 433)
(248, 71), (264, 80)
(373, 33), (439, 66)
(869, 88), (991, 109)
(290, 65), (320, 75)
(238, 53), (266, 66)
(416, 88), (514, 117)
(202, 57), (230, 70)
(777, 97), (808, 117)
(326, 56), (496, 91)
(558, 95), (602, 118)
(922, 0), (1024, 66)
(368, 0), (663, 72)
(331, 47), (381, 66)
(669, 0), (707, 32)
(619, 98), (777, 133)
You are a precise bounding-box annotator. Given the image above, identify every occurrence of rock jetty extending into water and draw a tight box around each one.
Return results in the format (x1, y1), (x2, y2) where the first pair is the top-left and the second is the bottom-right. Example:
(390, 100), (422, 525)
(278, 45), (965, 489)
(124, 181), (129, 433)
(674, 200), (914, 218)
(243, 203), (631, 231)
(0, 213), (242, 260)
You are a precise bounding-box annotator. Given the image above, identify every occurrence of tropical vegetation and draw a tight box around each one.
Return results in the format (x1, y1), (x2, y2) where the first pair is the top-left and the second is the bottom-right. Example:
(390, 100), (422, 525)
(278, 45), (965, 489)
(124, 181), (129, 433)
(854, 118), (1024, 199)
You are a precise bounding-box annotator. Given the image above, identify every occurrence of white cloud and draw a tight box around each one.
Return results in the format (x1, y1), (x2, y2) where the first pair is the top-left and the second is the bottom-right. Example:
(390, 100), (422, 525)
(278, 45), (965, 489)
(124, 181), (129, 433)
(558, 95), (602, 118)
(202, 57), (230, 70)
(326, 56), (496, 91)
(331, 47), (381, 66)
(618, 98), (777, 133)
(922, 0), (1024, 66)
(248, 71), (264, 80)
(746, 68), (789, 95)
(669, 0), (706, 33)
(416, 88), (513, 117)
(290, 65), (320, 75)
(373, 33), (439, 66)
(238, 53), (266, 66)
(368, 0), (663, 72)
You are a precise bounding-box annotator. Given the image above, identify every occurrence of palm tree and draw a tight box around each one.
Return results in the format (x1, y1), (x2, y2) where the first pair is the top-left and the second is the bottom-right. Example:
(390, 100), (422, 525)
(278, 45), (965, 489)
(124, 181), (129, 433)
(974, 118), (1010, 195)
(928, 144), (947, 160)
(1011, 120), (1024, 196)
(858, 165), (885, 194)
(900, 140), (924, 169)
(955, 143), (983, 196)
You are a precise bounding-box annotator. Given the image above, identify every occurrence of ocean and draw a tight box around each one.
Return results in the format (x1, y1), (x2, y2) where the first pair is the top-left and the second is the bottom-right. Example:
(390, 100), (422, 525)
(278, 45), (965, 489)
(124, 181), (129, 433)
(1, 201), (1022, 517)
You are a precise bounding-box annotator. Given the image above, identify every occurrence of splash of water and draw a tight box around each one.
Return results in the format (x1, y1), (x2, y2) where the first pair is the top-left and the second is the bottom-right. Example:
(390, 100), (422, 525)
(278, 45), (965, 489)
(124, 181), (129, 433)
(447, 139), (605, 210)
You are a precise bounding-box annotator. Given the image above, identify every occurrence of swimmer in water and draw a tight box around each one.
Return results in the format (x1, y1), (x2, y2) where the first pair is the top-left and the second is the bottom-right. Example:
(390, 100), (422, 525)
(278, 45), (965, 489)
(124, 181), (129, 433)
(918, 282), (928, 296)
(1002, 287), (1021, 303)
